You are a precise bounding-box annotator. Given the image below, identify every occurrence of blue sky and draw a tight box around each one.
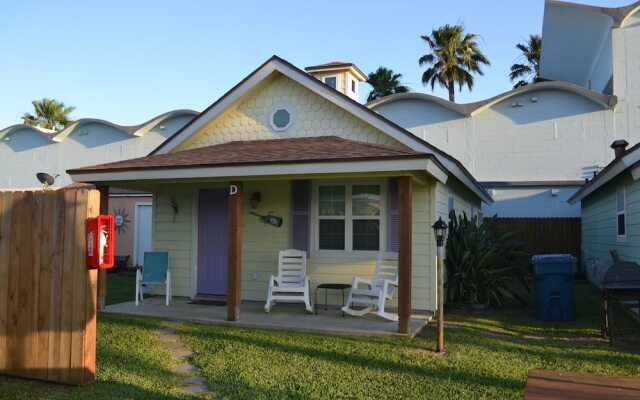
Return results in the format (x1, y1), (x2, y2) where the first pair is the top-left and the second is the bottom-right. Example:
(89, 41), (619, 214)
(0, 0), (631, 128)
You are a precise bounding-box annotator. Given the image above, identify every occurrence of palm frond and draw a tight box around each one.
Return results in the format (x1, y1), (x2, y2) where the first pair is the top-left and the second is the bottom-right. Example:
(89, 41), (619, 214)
(418, 23), (490, 102)
(509, 34), (542, 87)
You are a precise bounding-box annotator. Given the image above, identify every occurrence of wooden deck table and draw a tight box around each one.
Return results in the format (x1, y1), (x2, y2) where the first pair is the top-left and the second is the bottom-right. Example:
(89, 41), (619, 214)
(524, 369), (640, 400)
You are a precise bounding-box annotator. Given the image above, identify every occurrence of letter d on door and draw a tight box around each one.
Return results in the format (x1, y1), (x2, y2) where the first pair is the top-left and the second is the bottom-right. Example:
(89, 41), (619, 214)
(229, 184), (238, 195)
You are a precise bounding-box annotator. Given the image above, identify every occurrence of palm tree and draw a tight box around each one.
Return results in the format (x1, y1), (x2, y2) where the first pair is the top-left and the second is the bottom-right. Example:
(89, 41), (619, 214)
(510, 34), (542, 88)
(366, 67), (410, 102)
(418, 23), (490, 102)
(22, 98), (75, 131)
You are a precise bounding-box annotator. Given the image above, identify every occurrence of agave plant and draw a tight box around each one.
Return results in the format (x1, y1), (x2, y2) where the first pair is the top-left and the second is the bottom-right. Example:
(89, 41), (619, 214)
(444, 211), (531, 308)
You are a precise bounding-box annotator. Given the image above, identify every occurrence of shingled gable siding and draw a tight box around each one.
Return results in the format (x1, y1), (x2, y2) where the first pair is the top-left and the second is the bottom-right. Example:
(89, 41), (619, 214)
(173, 74), (407, 152)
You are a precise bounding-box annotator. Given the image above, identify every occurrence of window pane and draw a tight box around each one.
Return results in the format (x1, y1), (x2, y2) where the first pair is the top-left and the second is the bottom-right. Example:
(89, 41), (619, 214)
(352, 185), (380, 216)
(319, 186), (345, 216)
(617, 191), (625, 212)
(618, 214), (626, 236)
(272, 109), (290, 128)
(319, 220), (345, 250)
(324, 77), (337, 89)
(353, 220), (379, 251)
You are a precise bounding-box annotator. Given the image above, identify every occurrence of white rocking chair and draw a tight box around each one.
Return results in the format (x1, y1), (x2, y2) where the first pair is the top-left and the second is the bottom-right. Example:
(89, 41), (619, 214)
(342, 252), (399, 321)
(265, 249), (313, 313)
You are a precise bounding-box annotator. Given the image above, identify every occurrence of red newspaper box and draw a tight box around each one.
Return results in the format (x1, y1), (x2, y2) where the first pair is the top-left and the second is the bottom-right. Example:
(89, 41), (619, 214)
(86, 215), (115, 269)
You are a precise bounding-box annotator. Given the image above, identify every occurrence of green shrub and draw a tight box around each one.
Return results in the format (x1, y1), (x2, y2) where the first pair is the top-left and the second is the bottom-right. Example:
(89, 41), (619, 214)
(444, 211), (531, 308)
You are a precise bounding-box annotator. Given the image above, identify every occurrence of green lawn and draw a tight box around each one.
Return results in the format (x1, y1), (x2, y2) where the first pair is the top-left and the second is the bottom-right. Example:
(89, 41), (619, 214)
(176, 282), (640, 399)
(0, 280), (638, 399)
(106, 273), (136, 305)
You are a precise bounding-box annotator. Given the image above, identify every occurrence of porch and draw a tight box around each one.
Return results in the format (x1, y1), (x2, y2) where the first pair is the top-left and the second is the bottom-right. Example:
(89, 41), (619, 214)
(102, 297), (431, 337)
(67, 136), (456, 334)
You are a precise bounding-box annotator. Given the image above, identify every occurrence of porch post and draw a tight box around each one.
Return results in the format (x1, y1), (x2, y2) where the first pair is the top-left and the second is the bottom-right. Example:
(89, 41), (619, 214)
(97, 185), (109, 310)
(227, 181), (243, 321)
(398, 176), (412, 334)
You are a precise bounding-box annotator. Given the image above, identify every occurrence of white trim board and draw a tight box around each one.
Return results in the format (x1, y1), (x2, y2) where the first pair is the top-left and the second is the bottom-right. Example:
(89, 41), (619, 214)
(133, 202), (153, 268)
(70, 158), (448, 185)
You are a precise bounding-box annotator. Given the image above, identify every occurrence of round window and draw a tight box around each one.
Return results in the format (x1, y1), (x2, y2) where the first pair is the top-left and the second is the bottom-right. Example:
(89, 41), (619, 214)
(268, 104), (295, 133)
(272, 109), (290, 128)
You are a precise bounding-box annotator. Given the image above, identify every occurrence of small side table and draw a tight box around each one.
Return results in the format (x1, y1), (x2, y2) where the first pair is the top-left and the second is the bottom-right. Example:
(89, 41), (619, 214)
(314, 283), (351, 316)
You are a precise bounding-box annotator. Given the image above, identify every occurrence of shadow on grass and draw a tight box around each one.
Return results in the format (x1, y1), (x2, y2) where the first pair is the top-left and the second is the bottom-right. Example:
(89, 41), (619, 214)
(182, 326), (523, 393)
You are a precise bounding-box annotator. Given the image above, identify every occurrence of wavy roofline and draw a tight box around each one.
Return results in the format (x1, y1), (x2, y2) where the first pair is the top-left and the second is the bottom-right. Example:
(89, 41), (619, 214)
(546, 0), (640, 28)
(0, 125), (55, 141)
(366, 81), (617, 116)
(0, 109), (198, 142)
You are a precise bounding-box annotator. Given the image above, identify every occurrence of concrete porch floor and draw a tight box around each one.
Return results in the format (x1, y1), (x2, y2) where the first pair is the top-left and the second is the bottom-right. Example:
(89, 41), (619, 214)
(102, 297), (432, 337)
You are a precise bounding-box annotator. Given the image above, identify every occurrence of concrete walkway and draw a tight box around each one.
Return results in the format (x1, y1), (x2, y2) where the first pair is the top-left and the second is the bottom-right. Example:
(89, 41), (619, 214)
(104, 297), (431, 338)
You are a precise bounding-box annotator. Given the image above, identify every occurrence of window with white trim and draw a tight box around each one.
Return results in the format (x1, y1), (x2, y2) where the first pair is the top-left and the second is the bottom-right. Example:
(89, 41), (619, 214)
(617, 188), (626, 239)
(315, 182), (384, 253)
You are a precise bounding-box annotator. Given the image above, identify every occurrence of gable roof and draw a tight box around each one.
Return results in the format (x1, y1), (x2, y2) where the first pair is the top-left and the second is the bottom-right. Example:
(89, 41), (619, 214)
(568, 141), (640, 204)
(149, 55), (492, 204)
(304, 61), (367, 80)
(67, 136), (448, 184)
(69, 136), (433, 172)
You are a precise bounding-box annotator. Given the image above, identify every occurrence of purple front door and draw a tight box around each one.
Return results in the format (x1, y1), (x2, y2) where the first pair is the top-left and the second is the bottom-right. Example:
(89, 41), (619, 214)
(197, 188), (229, 295)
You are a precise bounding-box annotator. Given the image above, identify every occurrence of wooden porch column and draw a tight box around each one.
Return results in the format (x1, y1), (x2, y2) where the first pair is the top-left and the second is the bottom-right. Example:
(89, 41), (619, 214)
(97, 185), (109, 310)
(398, 176), (412, 334)
(227, 181), (243, 321)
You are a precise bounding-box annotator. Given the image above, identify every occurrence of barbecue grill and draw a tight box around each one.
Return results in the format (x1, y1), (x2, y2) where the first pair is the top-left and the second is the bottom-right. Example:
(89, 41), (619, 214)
(601, 251), (640, 345)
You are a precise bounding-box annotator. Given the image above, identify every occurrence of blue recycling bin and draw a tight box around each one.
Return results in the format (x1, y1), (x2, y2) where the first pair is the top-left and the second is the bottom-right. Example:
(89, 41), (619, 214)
(531, 254), (576, 321)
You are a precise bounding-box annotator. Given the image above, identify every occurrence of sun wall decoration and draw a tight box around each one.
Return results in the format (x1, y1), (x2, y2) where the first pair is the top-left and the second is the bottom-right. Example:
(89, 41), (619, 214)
(113, 208), (131, 234)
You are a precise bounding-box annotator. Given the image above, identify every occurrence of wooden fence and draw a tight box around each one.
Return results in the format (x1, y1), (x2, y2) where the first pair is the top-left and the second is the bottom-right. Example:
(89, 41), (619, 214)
(488, 217), (582, 271)
(0, 189), (99, 386)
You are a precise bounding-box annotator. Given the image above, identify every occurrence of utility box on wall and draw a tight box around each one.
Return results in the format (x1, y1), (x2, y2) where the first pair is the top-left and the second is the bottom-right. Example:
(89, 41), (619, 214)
(87, 215), (115, 269)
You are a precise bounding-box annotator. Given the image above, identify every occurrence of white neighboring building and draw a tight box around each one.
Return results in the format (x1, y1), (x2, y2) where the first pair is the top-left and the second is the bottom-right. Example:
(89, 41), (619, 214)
(369, 0), (640, 219)
(1, 110), (197, 189)
(0, 109), (197, 268)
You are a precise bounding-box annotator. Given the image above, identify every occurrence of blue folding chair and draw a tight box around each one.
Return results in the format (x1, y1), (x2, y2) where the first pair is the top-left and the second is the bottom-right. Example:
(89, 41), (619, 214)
(135, 252), (172, 306)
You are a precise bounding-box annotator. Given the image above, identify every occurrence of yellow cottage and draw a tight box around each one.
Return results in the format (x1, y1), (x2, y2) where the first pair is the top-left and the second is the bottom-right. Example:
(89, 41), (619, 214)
(68, 56), (491, 334)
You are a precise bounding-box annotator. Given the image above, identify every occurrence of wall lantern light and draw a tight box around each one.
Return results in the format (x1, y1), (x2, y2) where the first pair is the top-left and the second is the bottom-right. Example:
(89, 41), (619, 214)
(250, 192), (261, 209)
(432, 217), (448, 247)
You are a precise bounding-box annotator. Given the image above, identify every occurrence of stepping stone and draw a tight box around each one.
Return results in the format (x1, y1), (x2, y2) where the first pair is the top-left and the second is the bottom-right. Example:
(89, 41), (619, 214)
(183, 385), (210, 394)
(171, 349), (195, 358)
(172, 364), (198, 374)
(155, 328), (176, 334)
(184, 376), (207, 385)
(158, 334), (181, 341)
(164, 341), (185, 350)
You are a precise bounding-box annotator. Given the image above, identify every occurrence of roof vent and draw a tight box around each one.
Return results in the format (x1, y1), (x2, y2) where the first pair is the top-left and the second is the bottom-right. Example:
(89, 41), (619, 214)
(610, 139), (629, 158)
